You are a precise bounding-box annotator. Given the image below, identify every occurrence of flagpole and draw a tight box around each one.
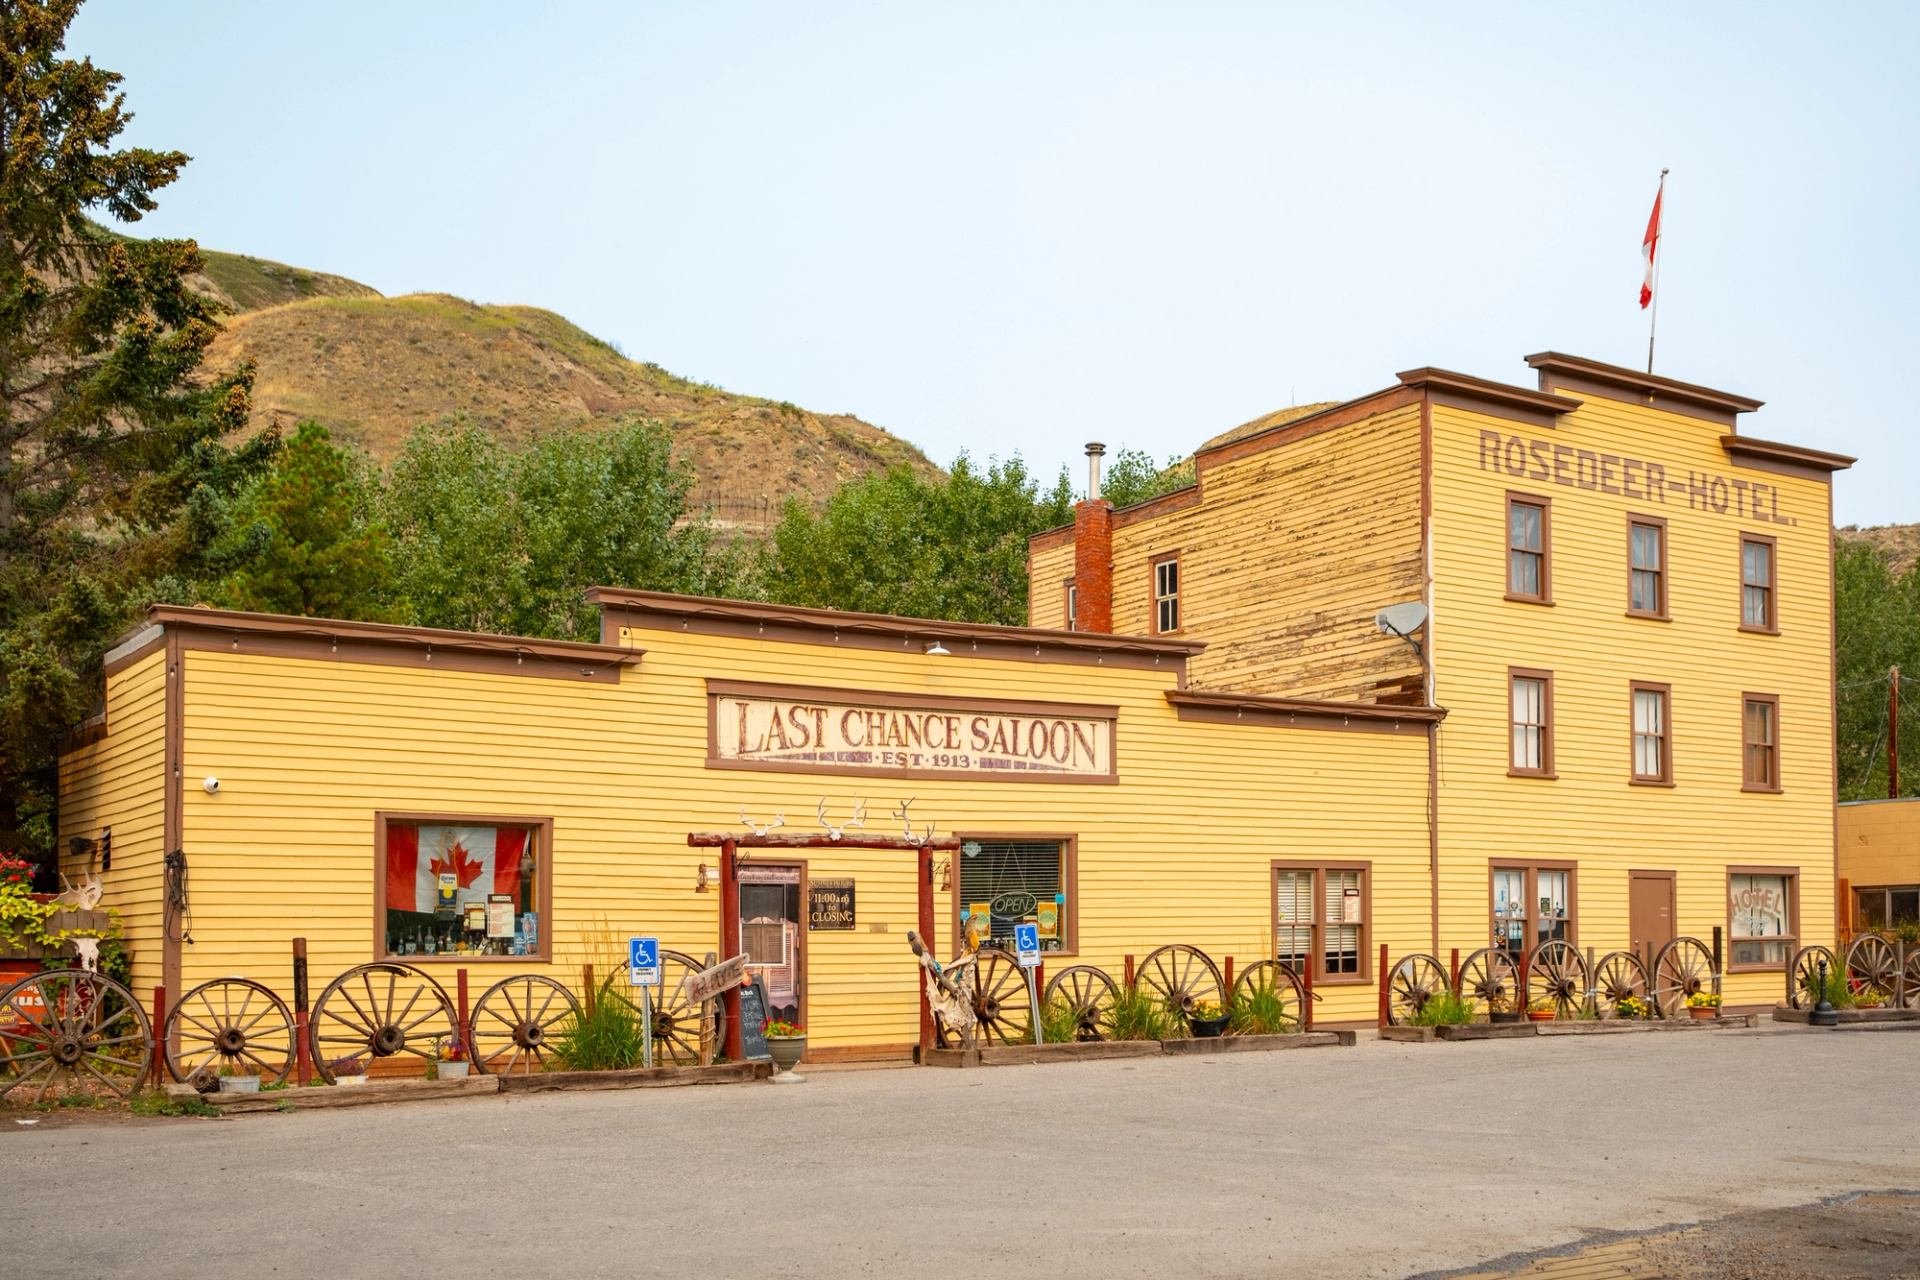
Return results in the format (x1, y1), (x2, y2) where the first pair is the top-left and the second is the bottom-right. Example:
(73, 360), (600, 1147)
(1647, 167), (1668, 375)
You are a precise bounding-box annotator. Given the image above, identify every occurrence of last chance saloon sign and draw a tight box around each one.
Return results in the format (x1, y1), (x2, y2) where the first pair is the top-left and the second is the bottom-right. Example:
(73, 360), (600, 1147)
(708, 681), (1116, 782)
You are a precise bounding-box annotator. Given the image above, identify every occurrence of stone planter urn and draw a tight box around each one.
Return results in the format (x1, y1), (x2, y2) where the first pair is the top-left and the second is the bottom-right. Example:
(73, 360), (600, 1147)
(767, 1035), (806, 1080)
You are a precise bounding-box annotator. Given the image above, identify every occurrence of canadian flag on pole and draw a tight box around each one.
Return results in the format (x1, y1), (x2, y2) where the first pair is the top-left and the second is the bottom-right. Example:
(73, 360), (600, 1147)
(1639, 175), (1665, 310)
(386, 824), (526, 912)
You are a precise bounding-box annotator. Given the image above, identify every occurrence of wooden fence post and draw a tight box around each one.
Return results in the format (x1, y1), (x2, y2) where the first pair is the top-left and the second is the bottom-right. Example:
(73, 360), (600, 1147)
(1123, 954), (1135, 991)
(292, 937), (311, 1087)
(1377, 943), (1391, 1028)
(150, 985), (167, 1083)
(1222, 955), (1234, 997)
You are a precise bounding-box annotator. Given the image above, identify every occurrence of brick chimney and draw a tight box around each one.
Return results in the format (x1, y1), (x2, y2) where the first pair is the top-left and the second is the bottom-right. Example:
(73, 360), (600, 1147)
(1072, 443), (1113, 633)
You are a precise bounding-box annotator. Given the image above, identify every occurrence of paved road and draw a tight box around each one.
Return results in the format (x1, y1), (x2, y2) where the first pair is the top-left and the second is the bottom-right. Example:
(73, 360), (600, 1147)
(4, 1026), (1917, 1279)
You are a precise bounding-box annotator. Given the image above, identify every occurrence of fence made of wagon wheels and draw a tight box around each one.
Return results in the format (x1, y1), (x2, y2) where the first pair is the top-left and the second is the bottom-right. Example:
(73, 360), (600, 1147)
(1380, 935), (1724, 1026)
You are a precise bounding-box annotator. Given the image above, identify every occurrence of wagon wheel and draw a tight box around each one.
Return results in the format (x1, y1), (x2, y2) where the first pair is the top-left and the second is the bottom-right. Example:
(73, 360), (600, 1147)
(165, 977), (294, 1084)
(1386, 953), (1448, 1026)
(1043, 965), (1118, 1042)
(1903, 947), (1920, 1010)
(1652, 936), (1717, 1018)
(968, 948), (1034, 1045)
(469, 975), (578, 1075)
(1230, 960), (1304, 1034)
(1455, 947), (1518, 1020)
(0, 969), (151, 1103)
(1592, 951), (1648, 1019)
(1845, 934), (1899, 1005)
(1136, 944), (1224, 1032)
(1787, 945), (1837, 1010)
(1526, 941), (1589, 1019)
(309, 962), (457, 1083)
(639, 950), (722, 1066)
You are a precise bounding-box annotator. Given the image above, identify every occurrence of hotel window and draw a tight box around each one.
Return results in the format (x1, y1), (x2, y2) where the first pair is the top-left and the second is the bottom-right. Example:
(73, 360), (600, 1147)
(1856, 886), (1920, 932)
(1491, 863), (1573, 961)
(1063, 579), (1078, 631)
(1742, 694), (1780, 792)
(1506, 494), (1550, 602)
(957, 837), (1075, 953)
(1631, 682), (1672, 784)
(1273, 862), (1370, 982)
(1151, 553), (1181, 634)
(1740, 534), (1777, 632)
(1628, 516), (1667, 618)
(1508, 668), (1554, 777)
(1728, 869), (1796, 969)
(377, 814), (549, 960)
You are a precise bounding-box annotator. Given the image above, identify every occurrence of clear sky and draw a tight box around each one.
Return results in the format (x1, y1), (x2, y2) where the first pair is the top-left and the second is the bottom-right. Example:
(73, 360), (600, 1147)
(72, 2), (1919, 525)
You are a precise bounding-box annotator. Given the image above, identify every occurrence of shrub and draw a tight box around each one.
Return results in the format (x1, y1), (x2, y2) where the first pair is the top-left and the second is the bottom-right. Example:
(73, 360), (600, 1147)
(551, 976), (645, 1071)
(1229, 979), (1301, 1036)
(1038, 995), (1086, 1045)
(1109, 985), (1177, 1041)
(1408, 990), (1476, 1026)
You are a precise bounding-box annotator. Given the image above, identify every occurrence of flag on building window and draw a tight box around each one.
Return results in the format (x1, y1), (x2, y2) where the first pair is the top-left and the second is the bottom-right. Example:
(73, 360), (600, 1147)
(1639, 177), (1665, 310)
(386, 825), (525, 912)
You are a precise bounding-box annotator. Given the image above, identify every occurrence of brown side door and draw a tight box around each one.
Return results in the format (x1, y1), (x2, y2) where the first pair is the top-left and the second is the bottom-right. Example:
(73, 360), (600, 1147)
(1629, 871), (1676, 963)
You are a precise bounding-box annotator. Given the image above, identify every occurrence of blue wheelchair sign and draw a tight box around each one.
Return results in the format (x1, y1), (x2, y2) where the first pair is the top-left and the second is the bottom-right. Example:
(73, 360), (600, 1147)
(1014, 922), (1040, 967)
(628, 936), (660, 986)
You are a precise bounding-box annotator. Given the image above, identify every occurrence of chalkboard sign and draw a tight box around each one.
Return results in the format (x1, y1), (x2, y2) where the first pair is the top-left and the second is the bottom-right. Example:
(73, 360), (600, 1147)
(735, 977), (771, 1062)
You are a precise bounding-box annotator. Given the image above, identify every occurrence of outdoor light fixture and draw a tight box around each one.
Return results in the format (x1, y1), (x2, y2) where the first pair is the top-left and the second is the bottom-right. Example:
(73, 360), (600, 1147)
(924, 640), (951, 657)
(694, 862), (715, 893)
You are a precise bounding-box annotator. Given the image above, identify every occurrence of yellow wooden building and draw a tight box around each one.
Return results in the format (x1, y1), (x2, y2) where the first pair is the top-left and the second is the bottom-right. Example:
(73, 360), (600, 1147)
(1030, 350), (1852, 1011)
(1837, 799), (1920, 932)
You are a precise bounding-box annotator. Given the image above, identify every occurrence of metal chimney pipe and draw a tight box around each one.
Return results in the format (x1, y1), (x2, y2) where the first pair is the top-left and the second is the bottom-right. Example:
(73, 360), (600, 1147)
(1085, 442), (1106, 501)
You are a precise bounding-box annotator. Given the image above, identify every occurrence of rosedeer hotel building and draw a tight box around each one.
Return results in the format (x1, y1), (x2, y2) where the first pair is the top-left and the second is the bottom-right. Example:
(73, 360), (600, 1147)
(58, 351), (1850, 1055)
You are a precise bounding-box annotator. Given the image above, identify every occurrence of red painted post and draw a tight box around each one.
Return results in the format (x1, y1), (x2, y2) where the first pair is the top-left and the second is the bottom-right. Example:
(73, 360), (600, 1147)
(1517, 952), (1530, 1015)
(456, 968), (470, 1061)
(1377, 943), (1390, 1028)
(150, 985), (167, 1083)
(583, 964), (595, 1016)
(1449, 947), (1461, 992)
(1222, 955), (1235, 996)
(917, 844), (935, 1061)
(1123, 953), (1136, 991)
(1301, 963), (1314, 1032)
(292, 937), (311, 1087)
(721, 839), (743, 1062)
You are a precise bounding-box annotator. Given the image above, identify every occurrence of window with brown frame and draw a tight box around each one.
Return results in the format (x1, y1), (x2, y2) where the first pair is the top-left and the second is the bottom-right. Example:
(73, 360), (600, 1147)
(1728, 868), (1796, 969)
(1508, 668), (1554, 777)
(1491, 862), (1575, 960)
(1273, 862), (1370, 982)
(1630, 682), (1672, 784)
(954, 835), (1077, 954)
(1151, 553), (1181, 635)
(1628, 516), (1667, 618)
(1740, 534), (1777, 632)
(1742, 694), (1780, 792)
(376, 813), (551, 961)
(1063, 579), (1078, 632)
(1506, 494), (1550, 602)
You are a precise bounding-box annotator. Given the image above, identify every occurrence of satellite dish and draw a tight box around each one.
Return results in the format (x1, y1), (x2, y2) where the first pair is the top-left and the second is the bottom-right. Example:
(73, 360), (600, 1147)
(1374, 602), (1429, 637)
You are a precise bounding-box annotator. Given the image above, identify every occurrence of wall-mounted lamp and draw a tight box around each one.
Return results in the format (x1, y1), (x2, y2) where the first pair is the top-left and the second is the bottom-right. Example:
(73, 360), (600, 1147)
(694, 862), (716, 893)
(933, 857), (951, 892)
(924, 640), (951, 657)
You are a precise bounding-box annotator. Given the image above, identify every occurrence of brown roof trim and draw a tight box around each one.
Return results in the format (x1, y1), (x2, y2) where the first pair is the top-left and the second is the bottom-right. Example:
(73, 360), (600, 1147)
(57, 711), (108, 756)
(591, 588), (1203, 671)
(1193, 385), (1420, 468)
(1720, 434), (1854, 474)
(1525, 351), (1764, 421)
(145, 605), (645, 683)
(1397, 368), (1582, 419)
(1166, 689), (1447, 735)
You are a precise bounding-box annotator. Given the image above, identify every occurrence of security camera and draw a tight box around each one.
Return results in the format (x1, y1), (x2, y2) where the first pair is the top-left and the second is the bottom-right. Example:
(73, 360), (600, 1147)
(202, 776), (221, 795)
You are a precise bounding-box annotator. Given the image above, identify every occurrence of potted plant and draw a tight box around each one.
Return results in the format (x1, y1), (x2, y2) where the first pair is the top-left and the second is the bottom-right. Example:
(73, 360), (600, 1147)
(1487, 992), (1521, 1024)
(1614, 995), (1651, 1021)
(331, 1056), (368, 1087)
(764, 1018), (806, 1077)
(1686, 991), (1722, 1020)
(1187, 999), (1230, 1038)
(218, 1062), (261, 1093)
(430, 1036), (470, 1080)
(1526, 998), (1557, 1023)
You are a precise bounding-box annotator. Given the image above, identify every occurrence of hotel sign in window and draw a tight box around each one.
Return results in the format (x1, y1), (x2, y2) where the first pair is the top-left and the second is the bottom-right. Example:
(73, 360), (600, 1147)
(1628, 517), (1667, 618)
(1151, 553), (1181, 635)
(378, 815), (549, 960)
(1631, 682), (1672, 784)
(957, 838), (1073, 953)
(1728, 870), (1795, 969)
(1506, 494), (1550, 602)
(1273, 863), (1369, 982)
(1508, 669), (1553, 777)
(1741, 534), (1777, 632)
(1492, 863), (1573, 960)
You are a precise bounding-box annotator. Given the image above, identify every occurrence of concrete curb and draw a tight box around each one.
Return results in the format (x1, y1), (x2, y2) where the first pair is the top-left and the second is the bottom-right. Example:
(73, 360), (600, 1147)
(924, 1030), (1352, 1067)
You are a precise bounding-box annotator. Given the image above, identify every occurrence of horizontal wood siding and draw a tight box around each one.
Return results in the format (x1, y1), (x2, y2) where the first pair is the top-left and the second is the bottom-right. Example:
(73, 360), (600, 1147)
(167, 632), (1432, 1046)
(56, 651), (167, 993)
(1430, 397), (1837, 1007)
(1837, 800), (1920, 890)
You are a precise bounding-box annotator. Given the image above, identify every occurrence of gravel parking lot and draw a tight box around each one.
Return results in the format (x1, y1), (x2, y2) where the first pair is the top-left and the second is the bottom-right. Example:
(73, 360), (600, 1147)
(4, 1024), (1916, 1279)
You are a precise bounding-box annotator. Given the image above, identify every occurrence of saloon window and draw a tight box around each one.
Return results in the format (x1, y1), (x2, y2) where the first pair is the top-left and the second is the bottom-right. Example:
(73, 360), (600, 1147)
(379, 816), (549, 960)
(957, 838), (1074, 953)
(1274, 863), (1370, 982)
(1492, 863), (1573, 961)
(1728, 870), (1796, 969)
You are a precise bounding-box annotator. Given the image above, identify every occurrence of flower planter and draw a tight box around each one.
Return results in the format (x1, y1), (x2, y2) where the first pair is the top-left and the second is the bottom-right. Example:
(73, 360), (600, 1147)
(767, 1035), (806, 1076)
(1526, 1011), (1556, 1023)
(333, 1074), (369, 1088)
(1688, 1006), (1719, 1020)
(1488, 1010), (1522, 1024)
(435, 1060), (471, 1080)
(1188, 1014), (1230, 1038)
(218, 1074), (261, 1094)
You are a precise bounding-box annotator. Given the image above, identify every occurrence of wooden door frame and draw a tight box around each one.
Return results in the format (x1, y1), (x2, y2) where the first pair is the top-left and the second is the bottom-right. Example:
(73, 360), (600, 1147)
(731, 858), (808, 1032)
(1628, 868), (1677, 958)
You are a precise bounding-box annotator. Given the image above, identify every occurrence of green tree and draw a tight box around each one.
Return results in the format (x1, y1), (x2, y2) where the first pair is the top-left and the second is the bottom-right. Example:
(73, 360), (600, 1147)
(0, 1), (256, 855)
(210, 422), (392, 618)
(766, 455), (1073, 624)
(1835, 536), (1920, 801)
(1100, 447), (1194, 509)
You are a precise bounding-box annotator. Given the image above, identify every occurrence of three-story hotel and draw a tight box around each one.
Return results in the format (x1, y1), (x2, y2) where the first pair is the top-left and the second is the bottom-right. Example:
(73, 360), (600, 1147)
(59, 351), (1850, 1057)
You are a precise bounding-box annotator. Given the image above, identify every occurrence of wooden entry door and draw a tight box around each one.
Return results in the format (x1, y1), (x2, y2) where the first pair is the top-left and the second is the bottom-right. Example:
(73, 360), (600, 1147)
(1629, 871), (1676, 961)
(737, 863), (805, 1025)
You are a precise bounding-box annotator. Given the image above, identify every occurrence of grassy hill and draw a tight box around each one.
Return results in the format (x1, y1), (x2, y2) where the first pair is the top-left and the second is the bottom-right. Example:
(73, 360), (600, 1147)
(171, 237), (932, 529)
(1838, 524), (1920, 575)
